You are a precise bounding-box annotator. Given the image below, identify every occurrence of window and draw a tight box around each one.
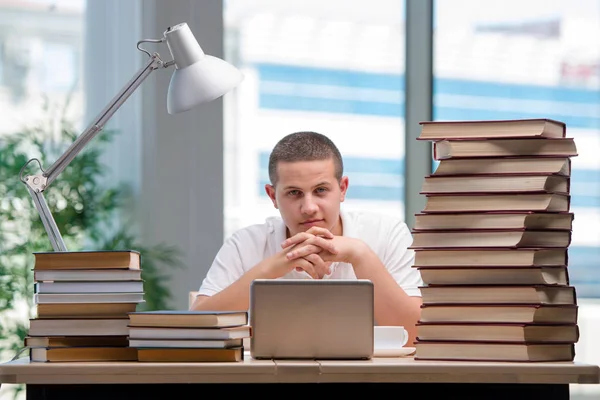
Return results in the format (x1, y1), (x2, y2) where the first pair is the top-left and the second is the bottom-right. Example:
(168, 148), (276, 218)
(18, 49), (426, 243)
(0, 0), (84, 133)
(433, 0), (600, 297)
(223, 0), (407, 238)
(0, 2), (86, 396)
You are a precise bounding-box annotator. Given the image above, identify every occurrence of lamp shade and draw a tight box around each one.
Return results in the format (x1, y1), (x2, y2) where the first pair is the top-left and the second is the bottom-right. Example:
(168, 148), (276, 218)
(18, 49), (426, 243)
(164, 23), (243, 114)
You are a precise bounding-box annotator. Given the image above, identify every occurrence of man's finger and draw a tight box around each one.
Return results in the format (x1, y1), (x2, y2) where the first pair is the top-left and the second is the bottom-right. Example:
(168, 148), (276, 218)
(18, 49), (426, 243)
(303, 254), (329, 278)
(281, 232), (311, 248)
(286, 244), (321, 260)
(281, 227), (334, 249)
(309, 236), (338, 254)
(306, 226), (334, 239)
(294, 258), (319, 279)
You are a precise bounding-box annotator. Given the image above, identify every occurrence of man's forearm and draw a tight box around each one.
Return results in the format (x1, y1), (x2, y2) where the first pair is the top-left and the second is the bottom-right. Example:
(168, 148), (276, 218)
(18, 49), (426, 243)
(190, 262), (277, 311)
(352, 247), (422, 344)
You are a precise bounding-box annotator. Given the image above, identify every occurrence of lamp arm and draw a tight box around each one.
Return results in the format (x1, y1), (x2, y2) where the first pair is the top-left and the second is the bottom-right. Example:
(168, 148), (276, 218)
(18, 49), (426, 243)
(20, 52), (169, 251)
(27, 187), (68, 251)
(44, 54), (163, 187)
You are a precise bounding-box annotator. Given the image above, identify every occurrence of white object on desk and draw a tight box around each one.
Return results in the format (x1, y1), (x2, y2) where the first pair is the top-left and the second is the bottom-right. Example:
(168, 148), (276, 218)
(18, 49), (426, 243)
(374, 326), (414, 357)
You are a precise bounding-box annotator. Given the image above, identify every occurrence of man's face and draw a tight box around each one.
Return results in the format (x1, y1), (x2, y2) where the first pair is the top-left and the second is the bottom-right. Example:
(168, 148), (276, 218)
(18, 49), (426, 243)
(265, 158), (348, 237)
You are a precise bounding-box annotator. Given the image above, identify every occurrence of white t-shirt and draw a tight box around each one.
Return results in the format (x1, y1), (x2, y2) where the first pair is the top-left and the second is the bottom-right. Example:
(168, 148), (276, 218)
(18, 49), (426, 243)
(198, 209), (423, 297)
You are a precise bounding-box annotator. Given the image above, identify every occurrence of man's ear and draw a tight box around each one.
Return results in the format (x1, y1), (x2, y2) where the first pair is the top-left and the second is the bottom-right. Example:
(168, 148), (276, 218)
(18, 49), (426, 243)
(339, 176), (349, 202)
(265, 184), (278, 209)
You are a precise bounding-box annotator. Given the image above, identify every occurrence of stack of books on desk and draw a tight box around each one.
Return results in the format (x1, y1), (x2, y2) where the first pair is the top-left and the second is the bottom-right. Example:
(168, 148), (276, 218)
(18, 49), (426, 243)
(127, 310), (250, 362)
(26, 250), (144, 362)
(410, 118), (580, 362)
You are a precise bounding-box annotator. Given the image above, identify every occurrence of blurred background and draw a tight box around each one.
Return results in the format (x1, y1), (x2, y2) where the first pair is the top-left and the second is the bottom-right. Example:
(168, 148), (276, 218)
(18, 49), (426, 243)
(0, 0), (598, 398)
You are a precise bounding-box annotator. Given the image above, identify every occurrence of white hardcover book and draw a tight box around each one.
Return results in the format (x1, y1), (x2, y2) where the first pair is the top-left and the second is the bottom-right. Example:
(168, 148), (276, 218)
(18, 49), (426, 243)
(35, 281), (144, 294)
(129, 338), (243, 348)
(128, 325), (252, 340)
(34, 292), (145, 304)
(34, 269), (142, 281)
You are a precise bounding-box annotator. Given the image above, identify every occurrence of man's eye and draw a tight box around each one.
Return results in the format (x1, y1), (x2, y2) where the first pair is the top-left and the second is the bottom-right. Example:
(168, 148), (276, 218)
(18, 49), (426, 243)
(288, 190), (300, 196)
(315, 187), (327, 193)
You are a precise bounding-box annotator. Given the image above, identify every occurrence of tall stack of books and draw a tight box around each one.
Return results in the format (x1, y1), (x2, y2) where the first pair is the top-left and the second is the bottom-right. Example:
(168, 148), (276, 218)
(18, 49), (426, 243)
(27, 250), (144, 362)
(127, 310), (250, 362)
(410, 118), (580, 362)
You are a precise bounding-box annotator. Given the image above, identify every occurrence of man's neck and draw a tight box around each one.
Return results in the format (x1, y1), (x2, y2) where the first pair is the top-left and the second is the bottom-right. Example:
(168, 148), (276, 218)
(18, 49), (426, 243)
(331, 215), (343, 236)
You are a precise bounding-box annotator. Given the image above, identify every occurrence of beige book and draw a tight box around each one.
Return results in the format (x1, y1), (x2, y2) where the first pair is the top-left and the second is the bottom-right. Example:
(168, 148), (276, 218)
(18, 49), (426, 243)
(410, 230), (571, 249)
(29, 318), (129, 336)
(128, 310), (248, 328)
(418, 118), (565, 140)
(420, 285), (576, 305)
(414, 342), (575, 362)
(422, 193), (570, 213)
(432, 157), (571, 176)
(417, 267), (568, 286)
(31, 347), (138, 362)
(416, 322), (579, 343)
(413, 248), (567, 267)
(420, 175), (569, 195)
(419, 304), (578, 324)
(25, 335), (129, 348)
(413, 212), (573, 231)
(35, 302), (138, 319)
(28, 318), (130, 336)
(433, 138), (577, 160)
(33, 250), (140, 270)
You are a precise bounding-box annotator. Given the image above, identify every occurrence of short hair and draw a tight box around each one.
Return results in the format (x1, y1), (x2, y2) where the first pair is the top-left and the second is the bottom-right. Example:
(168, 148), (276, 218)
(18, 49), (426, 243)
(268, 131), (344, 186)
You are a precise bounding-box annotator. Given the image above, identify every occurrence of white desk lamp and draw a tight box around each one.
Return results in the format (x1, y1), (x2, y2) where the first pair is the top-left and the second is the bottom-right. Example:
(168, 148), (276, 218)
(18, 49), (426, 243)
(18, 22), (243, 251)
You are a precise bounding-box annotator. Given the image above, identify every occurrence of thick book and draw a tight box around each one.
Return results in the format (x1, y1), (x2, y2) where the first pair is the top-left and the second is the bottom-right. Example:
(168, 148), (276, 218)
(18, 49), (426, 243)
(128, 310), (248, 328)
(34, 293), (145, 304)
(433, 138), (577, 160)
(418, 118), (566, 140)
(34, 269), (142, 282)
(412, 212), (574, 231)
(432, 157), (571, 176)
(420, 175), (569, 195)
(25, 335), (129, 348)
(410, 229), (571, 249)
(28, 318), (130, 336)
(33, 250), (140, 270)
(419, 304), (578, 324)
(30, 347), (138, 362)
(422, 193), (570, 213)
(417, 266), (568, 286)
(414, 342), (575, 362)
(34, 280), (144, 294)
(128, 325), (252, 340)
(35, 303), (138, 319)
(137, 347), (243, 362)
(420, 285), (576, 305)
(128, 338), (243, 348)
(416, 322), (579, 343)
(413, 248), (567, 267)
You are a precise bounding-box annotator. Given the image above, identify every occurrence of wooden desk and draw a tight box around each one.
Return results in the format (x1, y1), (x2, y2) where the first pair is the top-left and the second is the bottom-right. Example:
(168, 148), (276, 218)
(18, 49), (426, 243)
(1, 355), (599, 400)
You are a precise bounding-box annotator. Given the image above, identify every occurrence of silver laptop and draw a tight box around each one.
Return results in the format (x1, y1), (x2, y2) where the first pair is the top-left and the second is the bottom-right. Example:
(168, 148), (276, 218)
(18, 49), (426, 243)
(249, 279), (374, 360)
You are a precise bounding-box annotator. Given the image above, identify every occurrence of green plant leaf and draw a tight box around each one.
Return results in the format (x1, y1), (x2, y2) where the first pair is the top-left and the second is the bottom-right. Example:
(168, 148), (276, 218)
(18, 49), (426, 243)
(0, 102), (185, 365)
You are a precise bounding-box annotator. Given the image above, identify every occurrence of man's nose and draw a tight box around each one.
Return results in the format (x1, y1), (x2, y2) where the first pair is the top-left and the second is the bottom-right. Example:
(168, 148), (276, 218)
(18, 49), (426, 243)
(301, 195), (318, 214)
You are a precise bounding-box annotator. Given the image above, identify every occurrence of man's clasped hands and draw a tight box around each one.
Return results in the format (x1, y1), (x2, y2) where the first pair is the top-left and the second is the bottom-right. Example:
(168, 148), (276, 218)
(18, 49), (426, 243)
(268, 227), (366, 279)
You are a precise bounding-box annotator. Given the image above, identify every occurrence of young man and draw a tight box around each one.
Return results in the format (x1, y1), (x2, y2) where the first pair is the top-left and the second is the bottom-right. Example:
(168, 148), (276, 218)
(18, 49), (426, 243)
(191, 131), (423, 342)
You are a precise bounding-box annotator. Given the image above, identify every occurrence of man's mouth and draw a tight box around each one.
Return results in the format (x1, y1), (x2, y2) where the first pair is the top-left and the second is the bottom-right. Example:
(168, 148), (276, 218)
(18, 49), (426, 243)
(302, 219), (323, 225)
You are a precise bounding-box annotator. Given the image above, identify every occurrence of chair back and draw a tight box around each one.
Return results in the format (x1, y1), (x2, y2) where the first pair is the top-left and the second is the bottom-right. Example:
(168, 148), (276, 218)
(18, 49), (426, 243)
(189, 291), (199, 309)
